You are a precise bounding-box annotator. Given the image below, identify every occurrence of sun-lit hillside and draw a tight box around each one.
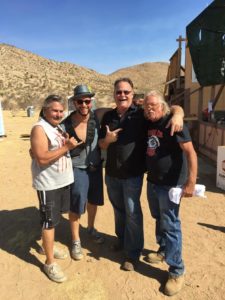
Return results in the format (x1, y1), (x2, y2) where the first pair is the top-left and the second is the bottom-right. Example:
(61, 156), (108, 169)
(0, 44), (168, 110)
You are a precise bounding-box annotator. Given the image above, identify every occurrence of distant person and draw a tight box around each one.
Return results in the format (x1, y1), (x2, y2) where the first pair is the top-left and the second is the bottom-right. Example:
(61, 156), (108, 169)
(144, 90), (197, 296)
(61, 85), (105, 261)
(99, 78), (184, 272)
(133, 93), (144, 108)
(30, 95), (80, 283)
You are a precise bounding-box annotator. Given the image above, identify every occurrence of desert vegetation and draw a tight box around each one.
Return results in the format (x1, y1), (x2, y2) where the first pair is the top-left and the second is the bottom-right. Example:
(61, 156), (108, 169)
(0, 43), (168, 111)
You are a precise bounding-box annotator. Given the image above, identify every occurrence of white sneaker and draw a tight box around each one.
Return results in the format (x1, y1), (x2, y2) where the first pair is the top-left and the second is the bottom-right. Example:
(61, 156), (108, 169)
(43, 262), (67, 283)
(71, 241), (83, 260)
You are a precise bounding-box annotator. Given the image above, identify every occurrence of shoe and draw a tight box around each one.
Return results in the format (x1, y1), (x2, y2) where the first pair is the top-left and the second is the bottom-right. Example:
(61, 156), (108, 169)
(71, 241), (83, 260)
(146, 252), (164, 264)
(38, 246), (68, 259)
(164, 274), (185, 296)
(87, 227), (105, 244)
(110, 240), (123, 252)
(43, 262), (67, 283)
(121, 258), (138, 271)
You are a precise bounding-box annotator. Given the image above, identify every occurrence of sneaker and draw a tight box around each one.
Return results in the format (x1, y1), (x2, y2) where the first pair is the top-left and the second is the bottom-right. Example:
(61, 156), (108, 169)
(121, 258), (138, 271)
(110, 240), (123, 252)
(164, 274), (185, 296)
(38, 246), (68, 259)
(71, 241), (83, 260)
(43, 262), (67, 283)
(87, 227), (105, 244)
(146, 252), (164, 264)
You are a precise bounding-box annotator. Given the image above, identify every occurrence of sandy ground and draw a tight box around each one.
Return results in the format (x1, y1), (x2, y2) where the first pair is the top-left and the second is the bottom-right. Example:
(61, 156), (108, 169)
(0, 110), (225, 300)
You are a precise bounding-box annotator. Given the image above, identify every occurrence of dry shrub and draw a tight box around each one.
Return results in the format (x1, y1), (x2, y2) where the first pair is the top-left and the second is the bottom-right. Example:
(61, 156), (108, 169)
(8, 100), (19, 116)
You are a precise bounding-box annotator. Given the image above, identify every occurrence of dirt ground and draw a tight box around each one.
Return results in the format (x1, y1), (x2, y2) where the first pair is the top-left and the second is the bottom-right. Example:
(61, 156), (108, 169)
(0, 110), (225, 300)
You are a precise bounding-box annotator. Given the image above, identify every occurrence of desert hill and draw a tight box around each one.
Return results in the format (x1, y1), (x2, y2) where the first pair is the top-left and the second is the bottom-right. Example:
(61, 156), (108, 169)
(0, 43), (168, 110)
(110, 62), (169, 93)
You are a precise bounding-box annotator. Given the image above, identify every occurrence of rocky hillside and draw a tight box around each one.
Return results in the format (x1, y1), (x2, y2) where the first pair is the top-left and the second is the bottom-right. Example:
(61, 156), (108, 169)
(0, 43), (168, 110)
(110, 62), (169, 94)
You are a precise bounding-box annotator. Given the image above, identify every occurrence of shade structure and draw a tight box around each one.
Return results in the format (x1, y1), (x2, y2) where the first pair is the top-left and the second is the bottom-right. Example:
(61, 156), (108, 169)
(186, 0), (225, 86)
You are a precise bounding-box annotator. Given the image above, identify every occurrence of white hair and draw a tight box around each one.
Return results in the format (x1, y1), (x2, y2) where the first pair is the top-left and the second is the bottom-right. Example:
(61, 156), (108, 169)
(144, 90), (170, 115)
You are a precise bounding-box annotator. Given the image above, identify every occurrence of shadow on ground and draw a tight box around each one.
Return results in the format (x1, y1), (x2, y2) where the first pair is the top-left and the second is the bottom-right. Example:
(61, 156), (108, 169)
(197, 155), (223, 193)
(0, 207), (123, 268)
(0, 207), (42, 269)
(76, 225), (167, 286)
(198, 222), (225, 233)
(0, 207), (167, 287)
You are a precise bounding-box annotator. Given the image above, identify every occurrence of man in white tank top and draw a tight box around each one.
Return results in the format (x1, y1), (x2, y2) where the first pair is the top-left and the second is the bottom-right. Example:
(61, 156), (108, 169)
(30, 95), (81, 283)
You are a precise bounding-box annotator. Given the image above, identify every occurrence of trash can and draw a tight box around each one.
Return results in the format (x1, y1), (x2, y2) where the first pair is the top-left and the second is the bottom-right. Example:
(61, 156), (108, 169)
(27, 106), (34, 117)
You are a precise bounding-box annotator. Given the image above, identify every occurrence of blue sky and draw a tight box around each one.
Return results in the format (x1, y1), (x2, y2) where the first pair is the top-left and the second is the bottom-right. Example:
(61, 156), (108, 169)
(0, 0), (212, 74)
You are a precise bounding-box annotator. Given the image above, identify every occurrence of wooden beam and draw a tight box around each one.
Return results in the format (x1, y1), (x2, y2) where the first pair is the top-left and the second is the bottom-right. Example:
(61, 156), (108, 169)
(167, 86), (202, 104)
(212, 84), (225, 109)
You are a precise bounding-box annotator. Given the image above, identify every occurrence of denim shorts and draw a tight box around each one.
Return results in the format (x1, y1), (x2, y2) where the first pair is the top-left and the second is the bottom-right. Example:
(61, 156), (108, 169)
(70, 166), (104, 215)
(37, 185), (70, 229)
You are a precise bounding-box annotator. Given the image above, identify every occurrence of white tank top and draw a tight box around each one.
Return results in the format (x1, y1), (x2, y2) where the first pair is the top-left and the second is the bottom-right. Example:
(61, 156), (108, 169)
(31, 118), (74, 191)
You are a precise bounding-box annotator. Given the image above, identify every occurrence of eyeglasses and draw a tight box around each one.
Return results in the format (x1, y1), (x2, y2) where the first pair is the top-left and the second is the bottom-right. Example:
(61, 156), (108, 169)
(145, 103), (160, 109)
(76, 99), (92, 105)
(115, 90), (132, 96)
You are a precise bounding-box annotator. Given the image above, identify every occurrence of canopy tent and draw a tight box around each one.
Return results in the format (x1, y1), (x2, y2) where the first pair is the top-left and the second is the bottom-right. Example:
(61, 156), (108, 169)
(186, 0), (225, 86)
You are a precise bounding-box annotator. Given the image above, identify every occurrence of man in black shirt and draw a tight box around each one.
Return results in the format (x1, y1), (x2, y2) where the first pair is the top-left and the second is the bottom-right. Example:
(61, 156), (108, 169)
(144, 90), (197, 296)
(99, 78), (184, 272)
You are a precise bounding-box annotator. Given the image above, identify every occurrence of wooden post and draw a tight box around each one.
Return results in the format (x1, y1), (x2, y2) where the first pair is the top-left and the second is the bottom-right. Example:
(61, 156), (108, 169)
(196, 87), (203, 150)
(176, 36), (186, 89)
(184, 88), (190, 116)
(212, 84), (225, 109)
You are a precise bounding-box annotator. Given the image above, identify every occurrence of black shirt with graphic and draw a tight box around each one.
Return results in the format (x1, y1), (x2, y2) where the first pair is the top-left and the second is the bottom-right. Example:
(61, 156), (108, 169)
(146, 113), (192, 186)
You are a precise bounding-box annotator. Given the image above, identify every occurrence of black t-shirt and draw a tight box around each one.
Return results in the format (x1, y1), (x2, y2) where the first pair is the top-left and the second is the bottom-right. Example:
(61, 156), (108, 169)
(99, 105), (147, 179)
(146, 113), (191, 186)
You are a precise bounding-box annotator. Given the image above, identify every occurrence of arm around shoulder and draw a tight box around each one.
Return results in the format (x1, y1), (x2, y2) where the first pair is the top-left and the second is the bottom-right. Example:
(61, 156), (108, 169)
(170, 105), (184, 118)
(167, 105), (184, 136)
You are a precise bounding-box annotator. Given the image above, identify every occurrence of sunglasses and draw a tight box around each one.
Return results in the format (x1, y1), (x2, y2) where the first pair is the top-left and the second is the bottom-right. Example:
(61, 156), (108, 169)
(116, 90), (132, 96)
(76, 99), (92, 105)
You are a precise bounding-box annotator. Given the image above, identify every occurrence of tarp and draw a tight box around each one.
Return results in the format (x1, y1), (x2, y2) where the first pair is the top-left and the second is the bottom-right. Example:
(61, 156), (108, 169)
(186, 0), (225, 86)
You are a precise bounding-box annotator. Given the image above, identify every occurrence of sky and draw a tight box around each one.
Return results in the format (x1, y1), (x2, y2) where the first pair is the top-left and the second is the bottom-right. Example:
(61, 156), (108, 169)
(0, 0), (213, 74)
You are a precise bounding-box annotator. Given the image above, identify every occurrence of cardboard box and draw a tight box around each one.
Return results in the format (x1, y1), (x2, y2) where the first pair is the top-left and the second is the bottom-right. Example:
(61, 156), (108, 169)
(216, 146), (225, 190)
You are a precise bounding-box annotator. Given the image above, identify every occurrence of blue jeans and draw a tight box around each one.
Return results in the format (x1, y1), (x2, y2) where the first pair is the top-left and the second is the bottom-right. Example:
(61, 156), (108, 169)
(147, 182), (185, 276)
(105, 175), (144, 260)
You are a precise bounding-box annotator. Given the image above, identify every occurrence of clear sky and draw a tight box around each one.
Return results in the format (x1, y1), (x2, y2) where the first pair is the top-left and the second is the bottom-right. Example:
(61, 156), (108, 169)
(0, 0), (212, 74)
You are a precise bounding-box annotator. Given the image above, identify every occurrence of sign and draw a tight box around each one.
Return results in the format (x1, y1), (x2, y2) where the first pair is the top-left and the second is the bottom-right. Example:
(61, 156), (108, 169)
(216, 146), (225, 190)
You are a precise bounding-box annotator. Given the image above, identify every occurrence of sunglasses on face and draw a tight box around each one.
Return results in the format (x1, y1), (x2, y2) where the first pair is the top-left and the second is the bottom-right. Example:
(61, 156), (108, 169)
(76, 99), (92, 105)
(115, 90), (132, 96)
